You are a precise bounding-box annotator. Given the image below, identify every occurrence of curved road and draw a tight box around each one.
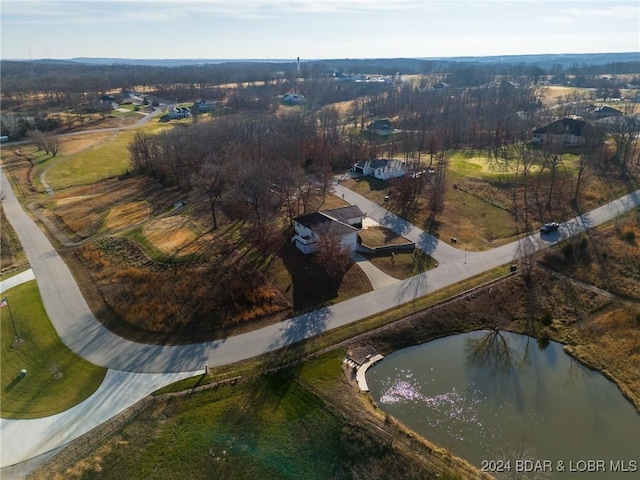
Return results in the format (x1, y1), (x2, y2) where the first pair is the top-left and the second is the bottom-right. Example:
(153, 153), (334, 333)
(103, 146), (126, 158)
(1, 163), (639, 470)
(3, 167), (639, 373)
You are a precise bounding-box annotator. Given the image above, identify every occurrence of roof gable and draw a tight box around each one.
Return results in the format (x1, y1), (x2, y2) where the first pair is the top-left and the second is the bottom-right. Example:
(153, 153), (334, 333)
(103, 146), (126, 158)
(533, 116), (592, 136)
(354, 159), (406, 171)
(294, 208), (362, 236)
(322, 205), (364, 223)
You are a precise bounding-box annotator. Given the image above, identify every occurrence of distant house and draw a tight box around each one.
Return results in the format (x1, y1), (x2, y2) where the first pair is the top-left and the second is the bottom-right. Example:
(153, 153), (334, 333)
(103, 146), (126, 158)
(592, 105), (623, 119)
(168, 106), (191, 119)
(595, 114), (640, 134)
(531, 116), (595, 147)
(291, 205), (364, 254)
(366, 118), (394, 136)
(195, 99), (216, 112)
(351, 159), (407, 181)
(281, 93), (305, 105)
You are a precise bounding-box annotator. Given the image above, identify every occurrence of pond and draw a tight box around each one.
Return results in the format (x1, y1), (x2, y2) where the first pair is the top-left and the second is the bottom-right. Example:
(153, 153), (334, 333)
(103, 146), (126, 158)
(367, 330), (639, 479)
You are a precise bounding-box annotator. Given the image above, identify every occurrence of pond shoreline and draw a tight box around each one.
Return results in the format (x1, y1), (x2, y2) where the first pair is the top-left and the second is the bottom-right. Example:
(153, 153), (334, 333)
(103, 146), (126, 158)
(363, 328), (640, 477)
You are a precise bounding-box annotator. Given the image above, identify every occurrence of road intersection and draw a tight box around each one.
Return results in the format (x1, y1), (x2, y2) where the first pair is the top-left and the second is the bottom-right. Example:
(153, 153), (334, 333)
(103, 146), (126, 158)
(1, 163), (639, 470)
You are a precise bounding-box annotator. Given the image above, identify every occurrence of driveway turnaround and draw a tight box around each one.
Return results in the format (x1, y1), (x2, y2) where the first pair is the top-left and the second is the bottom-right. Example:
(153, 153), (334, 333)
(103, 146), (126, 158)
(2, 164), (639, 470)
(0, 269), (35, 294)
(1, 370), (199, 467)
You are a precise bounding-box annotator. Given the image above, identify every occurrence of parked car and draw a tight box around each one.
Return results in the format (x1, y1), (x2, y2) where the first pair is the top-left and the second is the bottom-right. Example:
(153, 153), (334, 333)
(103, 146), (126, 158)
(540, 222), (560, 234)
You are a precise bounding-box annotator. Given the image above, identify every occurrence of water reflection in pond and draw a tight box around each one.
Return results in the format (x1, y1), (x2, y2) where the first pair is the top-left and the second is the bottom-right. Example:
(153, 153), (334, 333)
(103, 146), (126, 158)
(367, 330), (639, 479)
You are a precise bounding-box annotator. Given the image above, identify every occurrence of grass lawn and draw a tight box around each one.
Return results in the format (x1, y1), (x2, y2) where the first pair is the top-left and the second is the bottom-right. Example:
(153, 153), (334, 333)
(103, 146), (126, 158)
(1, 281), (107, 419)
(358, 225), (412, 248)
(365, 250), (437, 280)
(35, 121), (173, 191)
(42, 130), (138, 189)
(342, 175), (390, 204)
(66, 373), (348, 480)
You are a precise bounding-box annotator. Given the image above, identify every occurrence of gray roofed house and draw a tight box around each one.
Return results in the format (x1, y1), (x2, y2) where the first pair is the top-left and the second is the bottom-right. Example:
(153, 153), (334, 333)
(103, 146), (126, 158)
(168, 106), (191, 119)
(366, 118), (394, 136)
(291, 205), (364, 254)
(592, 105), (623, 119)
(531, 116), (596, 146)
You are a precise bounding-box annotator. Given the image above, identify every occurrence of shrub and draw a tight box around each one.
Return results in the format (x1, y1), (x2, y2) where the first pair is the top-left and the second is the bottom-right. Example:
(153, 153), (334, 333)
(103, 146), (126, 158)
(623, 230), (636, 243)
(540, 311), (553, 326)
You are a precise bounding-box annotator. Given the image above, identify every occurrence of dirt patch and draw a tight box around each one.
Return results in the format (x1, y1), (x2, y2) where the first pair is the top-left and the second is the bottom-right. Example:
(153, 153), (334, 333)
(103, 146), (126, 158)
(538, 86), (596, 106)
(142, 216), (198, 254)
(47, 176), (179, 238)
(104, 202), (151, 230)
(55, 194), (101, 207)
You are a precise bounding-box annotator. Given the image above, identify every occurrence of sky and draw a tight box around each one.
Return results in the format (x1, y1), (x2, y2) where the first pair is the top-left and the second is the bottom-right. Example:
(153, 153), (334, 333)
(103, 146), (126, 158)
(1, 0), (639, 61)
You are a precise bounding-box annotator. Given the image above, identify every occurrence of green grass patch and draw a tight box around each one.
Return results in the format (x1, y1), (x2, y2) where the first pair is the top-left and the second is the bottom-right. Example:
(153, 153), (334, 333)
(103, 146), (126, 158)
(295, 349), (346, 389)
(82, 375), (346, 480)
(343, 176), (391, 203)
(39, 121), (173, 190)
(1, 281), (107, 419)
(365, 250), (437, 280)
(43, 130), (136, 189)
(123, 226), (174, 262)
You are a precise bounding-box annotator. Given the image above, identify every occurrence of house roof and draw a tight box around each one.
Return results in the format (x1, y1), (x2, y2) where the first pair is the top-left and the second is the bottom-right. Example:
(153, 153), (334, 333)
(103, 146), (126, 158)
(294, 212), (359, 237)
(593, 105), (622, 116)
(322, 205), (364, 223)
(533, 116), (593, 136)
(368, 118), (392, 130)
(354, 159), (406, 172)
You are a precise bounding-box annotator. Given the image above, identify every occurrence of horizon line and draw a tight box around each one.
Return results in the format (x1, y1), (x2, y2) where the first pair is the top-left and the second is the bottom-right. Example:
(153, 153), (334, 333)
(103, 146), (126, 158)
(2, 51), (639, 63)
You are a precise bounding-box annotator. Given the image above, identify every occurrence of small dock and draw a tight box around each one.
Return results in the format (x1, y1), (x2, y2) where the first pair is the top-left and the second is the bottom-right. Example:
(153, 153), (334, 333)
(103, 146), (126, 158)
(343, 346), (384, 392)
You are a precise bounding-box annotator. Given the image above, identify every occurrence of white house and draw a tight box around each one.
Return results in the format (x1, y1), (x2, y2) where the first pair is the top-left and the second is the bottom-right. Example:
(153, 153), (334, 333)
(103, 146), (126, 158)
(291, 205), (364, 254)
(168, 106), (191, 119)
(351, 159), (407, 181)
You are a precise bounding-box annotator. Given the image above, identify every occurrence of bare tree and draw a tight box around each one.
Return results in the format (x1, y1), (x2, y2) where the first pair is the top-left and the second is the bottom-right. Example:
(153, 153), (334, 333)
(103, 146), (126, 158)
(426, 152), (447, 228)
(128, 132), (157, 174)
(608, 113), (640, 168)
(541, 147), (564, 211)
(313, 226), (353, 280)
(389, 155), (425, 219)
(191, 156), (226, 229)
(43, 132), (60, 157)
(28, 129), (47, 153)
